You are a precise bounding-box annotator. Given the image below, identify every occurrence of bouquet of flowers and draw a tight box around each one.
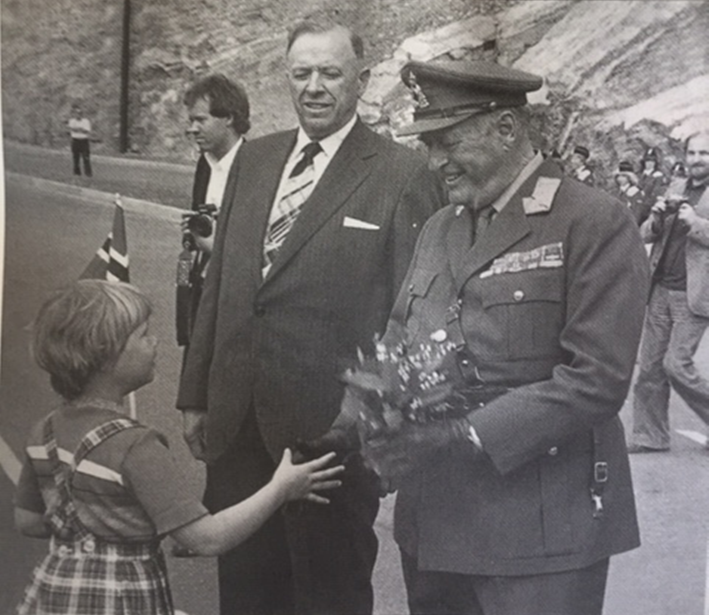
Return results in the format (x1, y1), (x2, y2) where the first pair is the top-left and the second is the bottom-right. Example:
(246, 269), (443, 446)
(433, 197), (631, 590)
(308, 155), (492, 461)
(341, 330), (461, 440)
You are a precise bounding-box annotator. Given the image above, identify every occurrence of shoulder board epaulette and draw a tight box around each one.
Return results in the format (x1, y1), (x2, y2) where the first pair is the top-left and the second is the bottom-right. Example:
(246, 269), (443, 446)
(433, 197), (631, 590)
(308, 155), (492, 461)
(523, 176), (561, 215)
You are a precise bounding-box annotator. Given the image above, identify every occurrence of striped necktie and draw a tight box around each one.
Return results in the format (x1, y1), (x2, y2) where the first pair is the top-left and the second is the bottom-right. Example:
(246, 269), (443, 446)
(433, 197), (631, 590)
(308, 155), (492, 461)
(262, 141), (322, 277)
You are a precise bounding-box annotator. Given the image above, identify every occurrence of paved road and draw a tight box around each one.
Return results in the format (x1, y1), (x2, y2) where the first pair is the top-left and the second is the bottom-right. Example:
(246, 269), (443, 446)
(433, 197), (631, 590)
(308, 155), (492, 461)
(3, 140), (194, 209)
(2, 172), (709, 614)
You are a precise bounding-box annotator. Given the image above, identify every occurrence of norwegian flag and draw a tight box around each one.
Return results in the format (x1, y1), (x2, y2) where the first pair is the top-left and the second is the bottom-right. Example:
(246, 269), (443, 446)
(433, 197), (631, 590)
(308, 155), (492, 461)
(80, 195), (130, 282)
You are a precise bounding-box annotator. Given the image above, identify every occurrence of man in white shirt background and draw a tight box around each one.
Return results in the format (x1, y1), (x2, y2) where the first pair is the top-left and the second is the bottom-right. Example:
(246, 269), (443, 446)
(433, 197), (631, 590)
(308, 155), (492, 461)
(68, 103), (93, 178)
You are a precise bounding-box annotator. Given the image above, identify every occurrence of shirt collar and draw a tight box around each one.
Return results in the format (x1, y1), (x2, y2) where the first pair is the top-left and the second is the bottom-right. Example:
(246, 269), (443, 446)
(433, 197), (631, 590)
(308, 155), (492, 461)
(292, 114), (358, 161)
(204, 137), (243, 171)
(490, 151), (545, 214)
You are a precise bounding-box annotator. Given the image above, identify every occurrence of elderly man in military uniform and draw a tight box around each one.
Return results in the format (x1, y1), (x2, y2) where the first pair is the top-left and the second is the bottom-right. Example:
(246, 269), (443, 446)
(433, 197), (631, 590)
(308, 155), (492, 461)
(356, 61), (650, 614)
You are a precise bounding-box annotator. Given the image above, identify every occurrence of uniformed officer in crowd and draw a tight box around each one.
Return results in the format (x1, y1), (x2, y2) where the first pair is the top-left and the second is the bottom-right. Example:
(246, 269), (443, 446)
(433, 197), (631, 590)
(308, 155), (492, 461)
(568, 144), (595, 186)
(614, 159), (646, 224)
(354, 60), (650, 614)
(638, 146), (668, 215)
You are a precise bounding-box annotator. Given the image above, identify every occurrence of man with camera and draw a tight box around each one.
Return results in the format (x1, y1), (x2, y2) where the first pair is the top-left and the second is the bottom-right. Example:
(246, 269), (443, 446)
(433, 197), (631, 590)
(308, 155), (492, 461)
(631, 130), (709, 453)
(176, 74), (250, 347)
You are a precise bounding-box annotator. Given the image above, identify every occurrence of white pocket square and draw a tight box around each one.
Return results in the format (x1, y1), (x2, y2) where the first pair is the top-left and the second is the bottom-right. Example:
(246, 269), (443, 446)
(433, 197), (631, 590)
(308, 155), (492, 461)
(343, 216), (380, 230)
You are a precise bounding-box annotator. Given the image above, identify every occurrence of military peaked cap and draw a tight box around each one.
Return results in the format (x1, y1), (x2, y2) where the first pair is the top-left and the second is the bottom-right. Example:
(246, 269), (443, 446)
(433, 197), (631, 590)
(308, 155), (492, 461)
(397, 60), (543, 136)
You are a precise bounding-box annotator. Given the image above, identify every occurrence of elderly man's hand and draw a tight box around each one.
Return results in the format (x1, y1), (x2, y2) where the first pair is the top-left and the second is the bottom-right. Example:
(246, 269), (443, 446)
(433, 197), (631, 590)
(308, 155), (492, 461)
(362, 418), (479, 493)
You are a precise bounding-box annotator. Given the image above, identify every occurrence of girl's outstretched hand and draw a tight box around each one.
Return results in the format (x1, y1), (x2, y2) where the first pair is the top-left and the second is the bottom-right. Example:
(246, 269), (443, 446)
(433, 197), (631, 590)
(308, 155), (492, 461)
(273, 449), (345, 505)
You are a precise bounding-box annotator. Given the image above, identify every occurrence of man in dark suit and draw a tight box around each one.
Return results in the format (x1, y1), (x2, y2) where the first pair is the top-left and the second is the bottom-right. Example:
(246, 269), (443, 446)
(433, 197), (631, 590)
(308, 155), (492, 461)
(355, 60), (649, 614)
(176, 20), (442, 615)
(176, 74), (250, 347)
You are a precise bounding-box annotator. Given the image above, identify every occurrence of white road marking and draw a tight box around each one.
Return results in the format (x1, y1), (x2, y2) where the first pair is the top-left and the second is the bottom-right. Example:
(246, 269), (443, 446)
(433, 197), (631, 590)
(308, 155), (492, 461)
(675, 429), (708, 446)
(0, 433), (21, 485)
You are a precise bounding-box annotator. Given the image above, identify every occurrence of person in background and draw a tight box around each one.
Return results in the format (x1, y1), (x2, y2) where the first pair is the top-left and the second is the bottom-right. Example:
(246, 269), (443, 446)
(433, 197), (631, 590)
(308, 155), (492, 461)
(176, 19), (443, 615)
(342, 58), (649, 615)
(568, 144), (595, 186)
(638, 146), (668, 219)
(630, 131), (709, 453)
(68, 104), (92, 178)
(615, 160), (647, 224)
(670, 160), (688, 179)
(176, 74), (250, 348)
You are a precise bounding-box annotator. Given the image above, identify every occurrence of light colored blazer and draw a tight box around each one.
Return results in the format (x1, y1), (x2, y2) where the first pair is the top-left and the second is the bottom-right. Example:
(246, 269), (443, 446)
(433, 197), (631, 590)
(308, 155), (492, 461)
(641, 179), (709, 317)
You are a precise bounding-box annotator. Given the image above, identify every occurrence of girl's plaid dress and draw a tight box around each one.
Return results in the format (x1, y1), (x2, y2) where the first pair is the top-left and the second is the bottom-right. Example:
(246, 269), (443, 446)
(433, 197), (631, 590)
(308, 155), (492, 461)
(17, 417), (174, 615)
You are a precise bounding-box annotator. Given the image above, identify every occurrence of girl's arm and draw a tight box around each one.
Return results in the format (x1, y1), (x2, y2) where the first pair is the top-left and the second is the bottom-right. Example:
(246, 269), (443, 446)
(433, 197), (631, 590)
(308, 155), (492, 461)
(171, 449), (343, 556)
(14, 507), (52, 538)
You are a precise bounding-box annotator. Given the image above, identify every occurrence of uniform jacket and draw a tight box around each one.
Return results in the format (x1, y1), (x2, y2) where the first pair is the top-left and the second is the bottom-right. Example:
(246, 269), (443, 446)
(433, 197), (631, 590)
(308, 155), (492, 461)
(384, 158), (649, 576)
(639, 168), (667, 211)
(176, 119), (443, 461)
(573, 164), (595, 186)
(641, 179), (709, 317)
(617, 183), (647, 224)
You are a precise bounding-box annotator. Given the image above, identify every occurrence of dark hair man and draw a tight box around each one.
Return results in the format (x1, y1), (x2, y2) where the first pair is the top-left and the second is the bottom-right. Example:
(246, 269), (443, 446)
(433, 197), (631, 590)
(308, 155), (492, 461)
(631, 131), (709, 453)
(176, 20), (443, 615)
(350, 59), (649, 614)
(176, 74), (249, 347)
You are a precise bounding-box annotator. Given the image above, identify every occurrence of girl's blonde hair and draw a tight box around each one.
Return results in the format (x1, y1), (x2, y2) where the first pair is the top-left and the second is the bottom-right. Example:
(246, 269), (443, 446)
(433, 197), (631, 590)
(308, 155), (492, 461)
(31, 280), (152, 400)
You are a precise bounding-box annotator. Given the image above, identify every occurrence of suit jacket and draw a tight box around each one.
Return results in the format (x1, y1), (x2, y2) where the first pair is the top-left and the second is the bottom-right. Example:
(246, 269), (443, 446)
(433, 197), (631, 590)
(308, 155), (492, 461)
(177, 120), (444, 461)
(641, 179), (709, 316)
(383, 159), (649, 576)
(192, 153), (211, 208)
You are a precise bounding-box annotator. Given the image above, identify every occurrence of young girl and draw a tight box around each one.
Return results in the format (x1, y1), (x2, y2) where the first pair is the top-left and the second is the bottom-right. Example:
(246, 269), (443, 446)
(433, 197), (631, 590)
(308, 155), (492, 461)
(14, 279), (343, 614)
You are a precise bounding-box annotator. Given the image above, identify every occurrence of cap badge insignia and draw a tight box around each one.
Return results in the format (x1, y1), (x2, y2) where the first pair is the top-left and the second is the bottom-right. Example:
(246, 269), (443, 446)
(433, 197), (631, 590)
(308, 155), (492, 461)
(405, 71), (430, 109)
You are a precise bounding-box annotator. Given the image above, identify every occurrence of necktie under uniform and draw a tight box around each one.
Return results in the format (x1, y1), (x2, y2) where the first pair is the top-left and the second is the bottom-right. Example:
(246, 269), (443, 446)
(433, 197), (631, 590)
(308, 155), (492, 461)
(473, 206), (495, 244)
(262, 141), (322, 277)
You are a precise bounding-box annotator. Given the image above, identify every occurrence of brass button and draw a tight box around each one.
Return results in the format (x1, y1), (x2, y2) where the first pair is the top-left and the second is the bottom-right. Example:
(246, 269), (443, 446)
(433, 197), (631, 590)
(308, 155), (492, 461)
(513, 290), (525, 302)
(548, 446), (559, 456)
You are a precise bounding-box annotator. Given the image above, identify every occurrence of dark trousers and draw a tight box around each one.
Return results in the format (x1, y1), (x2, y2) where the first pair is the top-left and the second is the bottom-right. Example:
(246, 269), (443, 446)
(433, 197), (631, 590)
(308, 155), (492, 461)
(71, 138), (92, 176)
(204, 410), (380, 615)
(401, 551), (609, 615)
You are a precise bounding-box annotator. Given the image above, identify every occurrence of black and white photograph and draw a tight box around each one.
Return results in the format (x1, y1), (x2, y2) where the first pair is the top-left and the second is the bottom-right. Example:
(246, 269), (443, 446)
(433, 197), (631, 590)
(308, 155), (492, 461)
(1, 1), (708, 614)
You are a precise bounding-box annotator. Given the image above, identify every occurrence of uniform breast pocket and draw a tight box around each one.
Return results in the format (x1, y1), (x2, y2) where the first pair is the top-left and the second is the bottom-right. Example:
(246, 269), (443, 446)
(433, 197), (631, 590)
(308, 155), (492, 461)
(404, 269), (439, 341)
(481, 271), (565, 360)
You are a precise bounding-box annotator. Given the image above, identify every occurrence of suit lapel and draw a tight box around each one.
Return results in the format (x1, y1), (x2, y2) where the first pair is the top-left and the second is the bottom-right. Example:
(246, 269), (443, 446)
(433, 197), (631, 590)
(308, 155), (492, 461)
(226, 131), (297, 286)
(263, 121), (375, 282)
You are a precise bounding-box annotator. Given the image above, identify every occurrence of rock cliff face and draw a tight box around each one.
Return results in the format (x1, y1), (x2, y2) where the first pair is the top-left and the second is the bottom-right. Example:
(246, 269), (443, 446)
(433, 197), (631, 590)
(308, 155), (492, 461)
(2, 0), (706, 186)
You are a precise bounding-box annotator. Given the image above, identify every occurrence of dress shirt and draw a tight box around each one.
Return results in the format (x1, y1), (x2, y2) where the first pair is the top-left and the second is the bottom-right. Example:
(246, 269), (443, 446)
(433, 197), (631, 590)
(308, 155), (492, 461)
(204, 137), (243, 208)
(271, 114), (358, 210)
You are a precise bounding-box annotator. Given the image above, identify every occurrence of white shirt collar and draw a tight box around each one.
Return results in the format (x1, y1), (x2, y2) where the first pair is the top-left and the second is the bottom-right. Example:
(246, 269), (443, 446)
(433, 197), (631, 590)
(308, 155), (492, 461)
(204, 137), (243, 172)
(291, 114), (358, 163)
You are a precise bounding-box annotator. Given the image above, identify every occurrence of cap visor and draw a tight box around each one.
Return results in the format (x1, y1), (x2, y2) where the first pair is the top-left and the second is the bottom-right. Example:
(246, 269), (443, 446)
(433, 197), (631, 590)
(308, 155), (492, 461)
(396, 112), (476, 137)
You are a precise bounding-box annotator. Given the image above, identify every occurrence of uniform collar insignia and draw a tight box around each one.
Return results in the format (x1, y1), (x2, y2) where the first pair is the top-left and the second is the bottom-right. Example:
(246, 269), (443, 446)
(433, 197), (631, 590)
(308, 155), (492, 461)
(405, 70), (430, 109)
(523, 176), (561, 215)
